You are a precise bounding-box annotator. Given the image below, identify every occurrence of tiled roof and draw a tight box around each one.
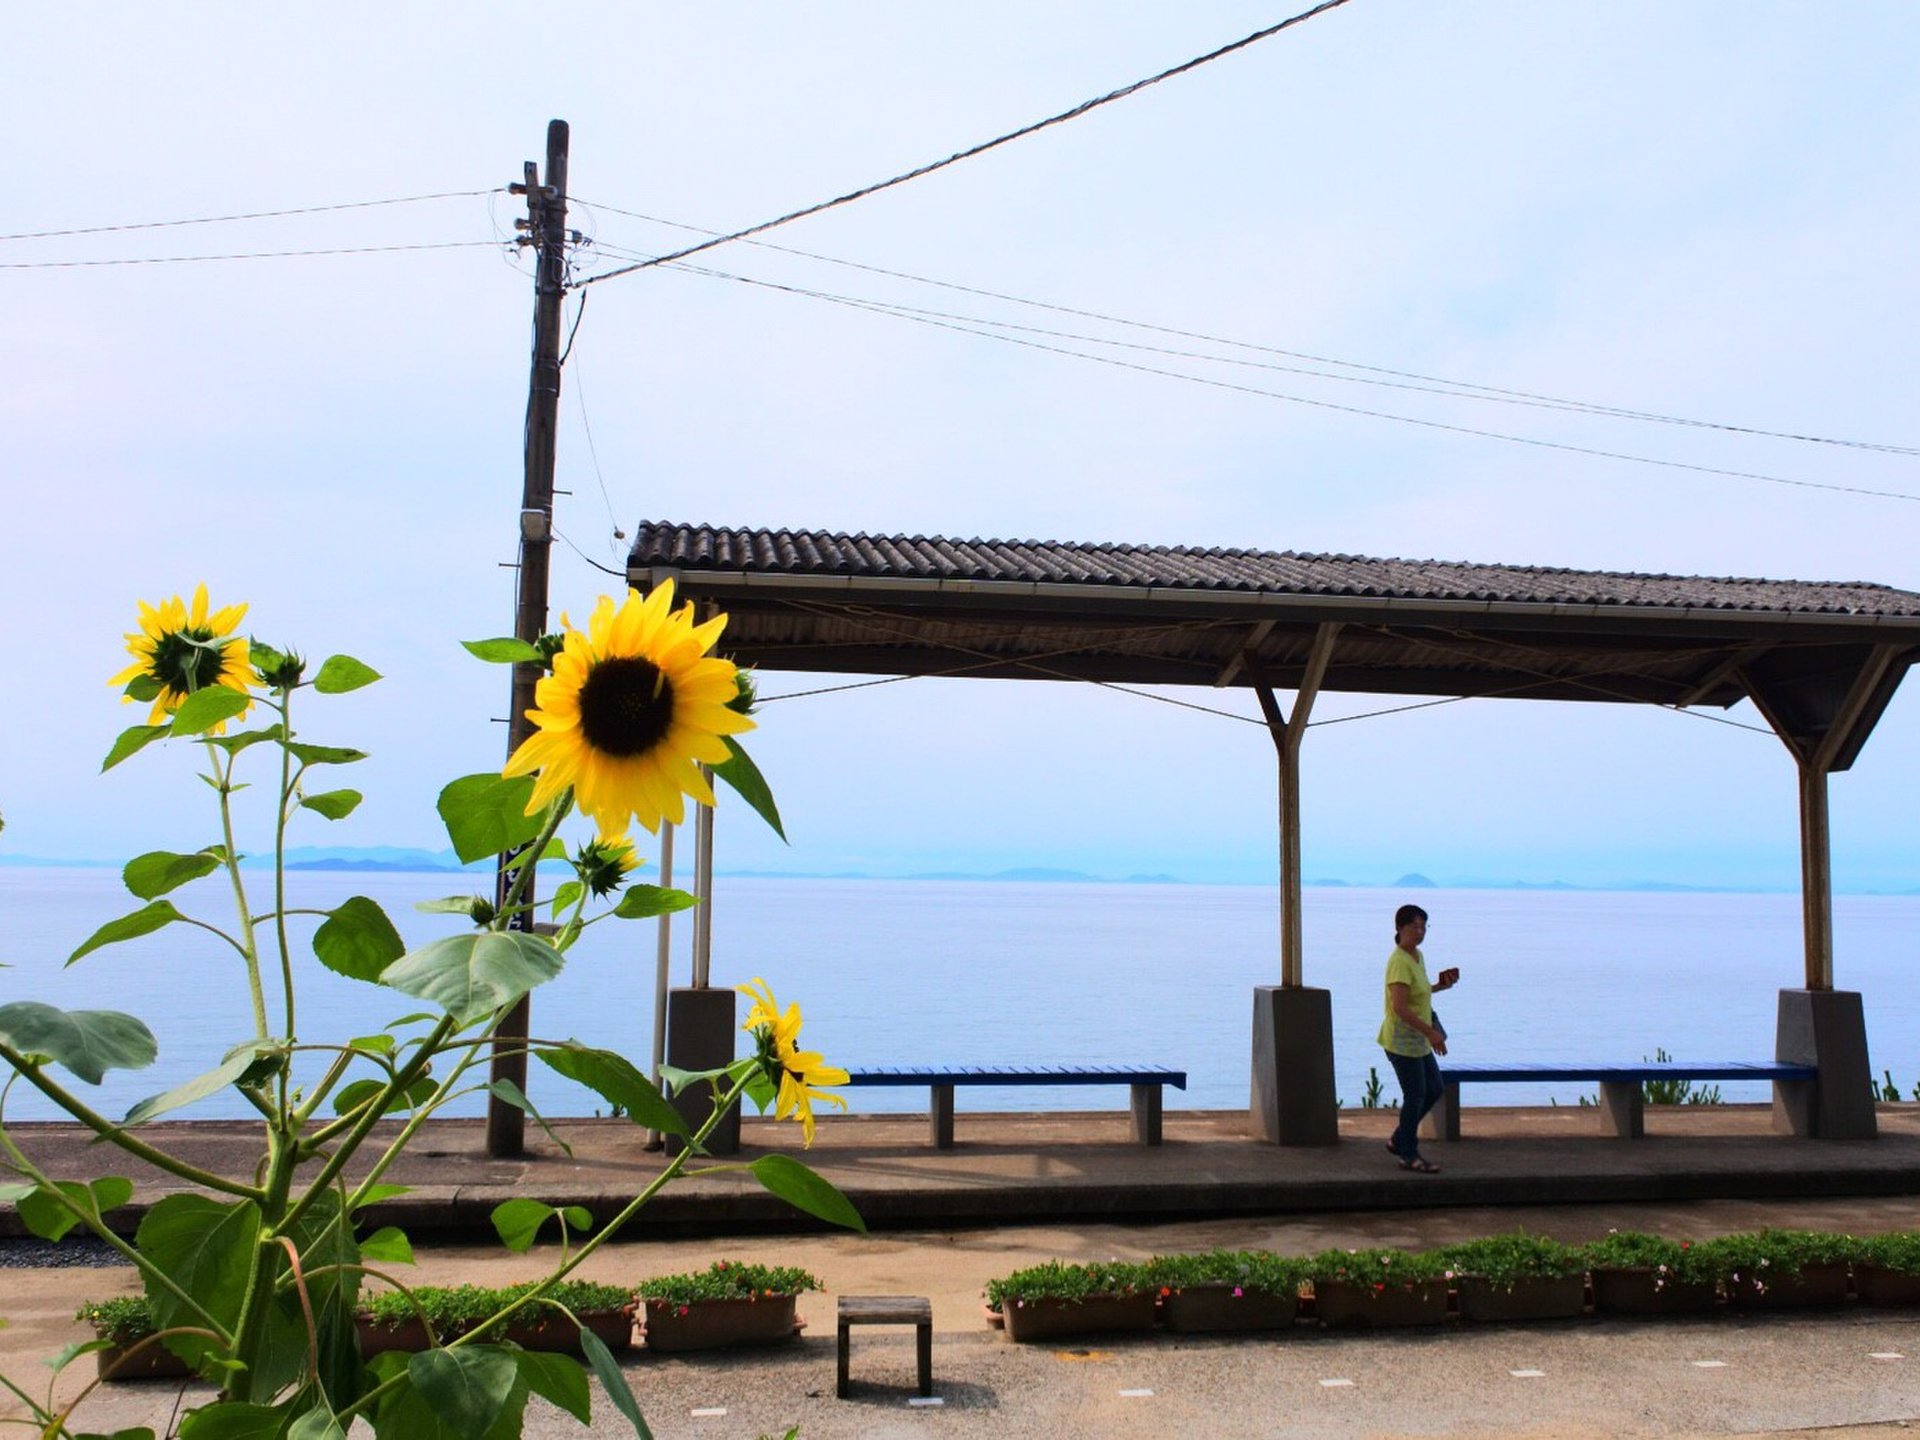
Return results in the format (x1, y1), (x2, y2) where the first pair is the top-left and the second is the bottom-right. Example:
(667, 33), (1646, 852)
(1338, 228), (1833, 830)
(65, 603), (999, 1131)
(630, 522), (1920, 618)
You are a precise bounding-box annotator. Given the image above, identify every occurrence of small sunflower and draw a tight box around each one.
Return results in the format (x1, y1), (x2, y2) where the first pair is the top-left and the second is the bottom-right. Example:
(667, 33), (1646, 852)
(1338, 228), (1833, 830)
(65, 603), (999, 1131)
(738, 977), (848, 1148)
(503, 581), (754, 836)
(573, 834), (639, 898)
(108, 584), (255, 729)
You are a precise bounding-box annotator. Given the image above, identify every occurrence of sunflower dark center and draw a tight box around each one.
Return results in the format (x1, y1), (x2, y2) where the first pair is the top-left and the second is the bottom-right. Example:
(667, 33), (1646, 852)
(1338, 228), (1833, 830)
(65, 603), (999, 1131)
(151, 629), (225, 693)
(578, 657), (676, 757)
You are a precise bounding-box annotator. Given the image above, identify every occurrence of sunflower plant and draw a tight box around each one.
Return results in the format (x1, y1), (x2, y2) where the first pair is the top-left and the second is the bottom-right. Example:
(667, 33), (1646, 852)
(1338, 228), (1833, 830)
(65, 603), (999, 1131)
(0, 581), (859, 1440)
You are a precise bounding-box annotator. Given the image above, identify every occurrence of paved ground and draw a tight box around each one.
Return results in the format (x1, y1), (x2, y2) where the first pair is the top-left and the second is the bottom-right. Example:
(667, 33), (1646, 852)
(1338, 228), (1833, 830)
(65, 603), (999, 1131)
(8, 1106), (1920, 1436)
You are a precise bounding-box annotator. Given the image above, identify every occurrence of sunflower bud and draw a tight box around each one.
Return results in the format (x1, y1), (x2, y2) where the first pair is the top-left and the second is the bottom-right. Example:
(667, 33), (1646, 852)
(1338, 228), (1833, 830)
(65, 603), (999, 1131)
(574, 835), (639, 898)
(534, 632), (566, 670)
(467, 896), (497, 926)
(728, 669), (759, 716)
(251, 643), (306, 690)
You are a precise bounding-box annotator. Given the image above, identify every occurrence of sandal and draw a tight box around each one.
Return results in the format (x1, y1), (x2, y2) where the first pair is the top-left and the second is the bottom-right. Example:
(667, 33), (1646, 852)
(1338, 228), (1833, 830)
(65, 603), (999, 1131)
(1399, 1156), (1440, 1174)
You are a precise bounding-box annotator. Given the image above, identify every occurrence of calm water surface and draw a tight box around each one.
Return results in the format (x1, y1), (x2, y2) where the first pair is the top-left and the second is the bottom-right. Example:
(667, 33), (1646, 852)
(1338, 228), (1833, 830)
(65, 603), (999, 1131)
(4, 867), (1915, 1121)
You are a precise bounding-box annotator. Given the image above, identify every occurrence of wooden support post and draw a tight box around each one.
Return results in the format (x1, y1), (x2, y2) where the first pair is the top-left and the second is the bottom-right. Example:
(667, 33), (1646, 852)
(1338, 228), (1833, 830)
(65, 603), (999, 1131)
(930, 1084), (955, 1148)
(1797, 762), (1833, 992)
(1248, 623), (1339, 988)
(1129, 1082), (1163, 1145)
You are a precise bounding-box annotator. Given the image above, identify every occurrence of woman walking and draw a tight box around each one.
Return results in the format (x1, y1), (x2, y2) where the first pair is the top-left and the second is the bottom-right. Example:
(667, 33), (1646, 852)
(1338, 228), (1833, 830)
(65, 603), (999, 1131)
(1379, 902), (1458, 1173)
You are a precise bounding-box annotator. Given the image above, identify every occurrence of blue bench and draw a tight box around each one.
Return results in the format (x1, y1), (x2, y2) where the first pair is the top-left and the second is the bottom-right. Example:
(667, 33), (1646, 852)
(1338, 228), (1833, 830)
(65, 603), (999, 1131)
(842, 1066), (1187, 1148)
(1423, 1061), (1818, 1141)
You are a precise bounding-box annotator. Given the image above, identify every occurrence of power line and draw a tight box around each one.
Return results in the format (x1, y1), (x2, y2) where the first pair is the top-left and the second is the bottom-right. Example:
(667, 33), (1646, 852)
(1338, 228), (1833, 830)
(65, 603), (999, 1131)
(0, 189), (498, 243)
(581, 203), (1919, 460)
(641, 254), (1920, 505)
(572, 0), (1354, 291)
(0, 240), (501, 270)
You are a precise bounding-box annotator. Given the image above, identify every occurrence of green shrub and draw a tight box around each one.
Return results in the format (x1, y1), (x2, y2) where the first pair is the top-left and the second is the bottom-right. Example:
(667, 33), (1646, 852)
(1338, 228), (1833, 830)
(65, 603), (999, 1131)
(360, 1279), (633, 1330)
(1691, 1229), (1866, 1289)
(1856, 1231), (1920, 1275)
(1581, 1230), (1716, 1288)
(634, 1261), (820, 1307)
(984, 1260), (1148, 1309)
(1302, 1246), (1449, 1288)
(75, 1296), (157, 1347)
(1438, 1232), (1584, 1284)
(1141, 1250), (1301, 1296)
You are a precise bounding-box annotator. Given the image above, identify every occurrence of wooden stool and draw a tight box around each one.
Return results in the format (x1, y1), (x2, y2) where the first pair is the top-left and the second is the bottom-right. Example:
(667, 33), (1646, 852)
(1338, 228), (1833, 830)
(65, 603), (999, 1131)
(837, 1295), (932, 1399)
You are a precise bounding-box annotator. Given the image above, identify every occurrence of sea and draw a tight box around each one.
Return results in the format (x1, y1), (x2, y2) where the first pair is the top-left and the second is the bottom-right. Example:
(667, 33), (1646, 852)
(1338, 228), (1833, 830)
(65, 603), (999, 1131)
(4, 865), (1917, 1124)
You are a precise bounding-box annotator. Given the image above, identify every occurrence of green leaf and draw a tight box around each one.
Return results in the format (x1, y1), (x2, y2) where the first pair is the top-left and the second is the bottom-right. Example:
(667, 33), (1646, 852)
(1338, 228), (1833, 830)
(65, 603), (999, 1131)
(178, 1402), (293, 1440)
(491, 1197), (559, 1253)
(125, 1046), (273, 1125)
(713, 735), (786, 841)
(370, 1353), (528, 1440)
(332, 1075), (436, 1117)
(414, 895), (483, 915)
(170, 686), (253, 736)
(611, 884), (697, 920)
(17, 1177), (132, 1242)
(45, 1336), (111, 1374)
(408, 1347), (519, 1438)
(102, 723), (171, 772)
(348, 1032), (395, 1055)
(750, 1154), (866, 1233)
(204, 724), (285, 757)
(299, 789), (363, 821)
(286, 741), (368, 767)
(312, 654), (381, 694)
(547, 879), (583, 918)
(512, 1348), (590, 1424)
(486, 1080), (573, 1159)
(122, 849), (223, 900)
(436, 773), (544, 866)
(539, 837), (568, 861)
(581, 1328), (652, 1439)
(460, 638), (543, 664)
(536, 1043), (686, 1136)
(354, 1184), (412, 1210)
(287, 1408), (347, 1440)
(360, 1226), (415, 1266)
(381, 931), (564, 1027)
(137, 1194), (262, 1371)
(312, 896), (405, 984)
(0, 1002), (157, 1083)
(0, 1182), (31, 1203)
(67, 900), (184, 965)
(123, 674), (163, 702)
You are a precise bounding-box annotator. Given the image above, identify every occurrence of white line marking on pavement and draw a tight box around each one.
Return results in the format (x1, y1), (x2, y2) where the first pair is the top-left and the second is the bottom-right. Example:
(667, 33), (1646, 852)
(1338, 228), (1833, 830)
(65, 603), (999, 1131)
(1509, 1369), (1546, 1378)
(908, 1396), (946, 1406)
(690, 1408), (727, 1417)
(1870, 1352), (1905, 1361)
(1119, 1388), (1154, 1397)
(1691, 1360), (1729, 1369)
(1319, 1378), (1355, 1388)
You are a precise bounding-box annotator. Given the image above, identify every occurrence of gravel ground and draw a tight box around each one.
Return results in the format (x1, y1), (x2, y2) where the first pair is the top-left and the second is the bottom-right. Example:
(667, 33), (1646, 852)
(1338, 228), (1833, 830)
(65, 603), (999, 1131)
(0, 1236), (126, 1268)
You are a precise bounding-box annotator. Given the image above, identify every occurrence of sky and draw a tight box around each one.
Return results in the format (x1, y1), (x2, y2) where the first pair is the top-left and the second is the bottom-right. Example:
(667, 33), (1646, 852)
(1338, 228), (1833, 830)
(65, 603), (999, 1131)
(5, 2), (1919, 892)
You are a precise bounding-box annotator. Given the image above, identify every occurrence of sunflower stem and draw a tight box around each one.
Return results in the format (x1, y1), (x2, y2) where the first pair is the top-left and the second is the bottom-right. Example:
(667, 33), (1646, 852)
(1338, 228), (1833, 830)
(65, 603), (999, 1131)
(272, 687), (297, 1053)
(210, 746), (270, 1041)
(497, 796), (571, 920)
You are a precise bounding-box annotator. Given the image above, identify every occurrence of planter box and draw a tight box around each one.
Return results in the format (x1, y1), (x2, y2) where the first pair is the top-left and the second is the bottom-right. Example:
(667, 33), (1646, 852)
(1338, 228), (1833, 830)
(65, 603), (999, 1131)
(97, 1340), (192, 1381)
(640, 1294), (798, 1353)
(1311, 1279), (1448, 1329)
(1590, 1267), (1717, 1316)
(1160, 1284), (1299, 1334)
(357, 1315), (435, 1356)
(1855, 1265), (1920, 1307)
(471, 1310), (634, 1355)
(1000, 1292), (1157, 1343)
(1456, 1274), (1586, 1323)
(1726, 1262), (1850, 1310)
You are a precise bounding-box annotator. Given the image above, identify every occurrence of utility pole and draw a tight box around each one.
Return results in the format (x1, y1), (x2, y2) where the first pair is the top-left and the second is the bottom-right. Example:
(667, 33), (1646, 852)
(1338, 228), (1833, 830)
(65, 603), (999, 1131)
(487, 119), (570, 1158)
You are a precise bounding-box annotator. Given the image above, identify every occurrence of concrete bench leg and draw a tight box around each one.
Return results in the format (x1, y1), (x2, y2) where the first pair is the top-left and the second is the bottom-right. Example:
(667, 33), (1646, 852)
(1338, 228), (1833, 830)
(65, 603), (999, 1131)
(930, 1084), (955, 1149)
(1420, 1081), (1461, 1142)
(916, 1319), (933, 1396)
(836, 1318), (851, 1399)
(1129, 1083), (1163, 1145)
(1598, 1081), (1645, 1138)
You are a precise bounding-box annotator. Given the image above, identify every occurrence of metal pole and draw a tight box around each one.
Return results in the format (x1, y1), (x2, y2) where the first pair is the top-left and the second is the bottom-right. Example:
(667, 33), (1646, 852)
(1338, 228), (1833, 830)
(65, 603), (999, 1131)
(487, 119), (570, 1158)
(645, 821), (675, 1148)
(692, 779), (715, 988)
(1798, 762), (1833, 991)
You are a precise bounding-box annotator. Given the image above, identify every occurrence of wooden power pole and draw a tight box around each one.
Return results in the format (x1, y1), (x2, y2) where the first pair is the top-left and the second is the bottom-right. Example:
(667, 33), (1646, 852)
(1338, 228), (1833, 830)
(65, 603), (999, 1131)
(487, 119), (570, 1157)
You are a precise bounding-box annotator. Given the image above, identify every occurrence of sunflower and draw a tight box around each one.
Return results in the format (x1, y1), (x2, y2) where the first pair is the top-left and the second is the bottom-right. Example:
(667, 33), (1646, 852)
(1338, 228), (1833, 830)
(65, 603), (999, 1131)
(573, 834), (639, 898)
(108, 584), (255, 729)
(503, 581), (754, 836)
(739, 978), (848, 1148)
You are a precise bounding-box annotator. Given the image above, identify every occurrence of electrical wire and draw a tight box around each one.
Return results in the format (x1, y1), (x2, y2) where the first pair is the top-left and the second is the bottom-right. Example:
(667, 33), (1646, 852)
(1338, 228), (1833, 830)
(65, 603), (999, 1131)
(0, 240), (502, 269)
(572, 0), (1354, 291)
(582, 205), (1919, 459)
(552, 527), (627, 578)
(636, 254), (1920, 505)
(0, 189), (499, 243)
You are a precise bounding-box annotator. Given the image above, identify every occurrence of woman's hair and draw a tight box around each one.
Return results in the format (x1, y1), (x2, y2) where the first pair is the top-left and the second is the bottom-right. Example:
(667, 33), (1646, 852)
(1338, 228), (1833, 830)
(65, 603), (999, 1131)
(1393, 903), (1428, 935)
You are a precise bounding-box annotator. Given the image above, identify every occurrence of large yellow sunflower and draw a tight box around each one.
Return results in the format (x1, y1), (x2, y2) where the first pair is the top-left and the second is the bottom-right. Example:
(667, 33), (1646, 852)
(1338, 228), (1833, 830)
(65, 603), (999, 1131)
(503, 580), (754, 836)
(739, 977), (848, 1148)
(108, 583), (255, 729)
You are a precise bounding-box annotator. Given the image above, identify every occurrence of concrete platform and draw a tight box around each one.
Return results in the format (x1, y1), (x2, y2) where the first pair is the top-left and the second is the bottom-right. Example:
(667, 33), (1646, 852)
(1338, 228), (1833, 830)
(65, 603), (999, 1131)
(7, 1103), (1920, 1240)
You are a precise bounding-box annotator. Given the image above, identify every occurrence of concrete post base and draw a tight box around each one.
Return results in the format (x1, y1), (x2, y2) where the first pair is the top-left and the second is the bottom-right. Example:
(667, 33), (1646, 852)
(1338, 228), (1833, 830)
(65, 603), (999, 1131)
(1774, 988), (1876, 1140)
(1250, 985), (1338, 1146)
(665, 986), (741, 1157)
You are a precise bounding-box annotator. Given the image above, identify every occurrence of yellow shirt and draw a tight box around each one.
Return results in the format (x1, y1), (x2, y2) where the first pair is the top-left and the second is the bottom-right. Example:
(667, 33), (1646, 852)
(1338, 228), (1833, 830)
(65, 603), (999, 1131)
(1377, 945), (1433, 1057)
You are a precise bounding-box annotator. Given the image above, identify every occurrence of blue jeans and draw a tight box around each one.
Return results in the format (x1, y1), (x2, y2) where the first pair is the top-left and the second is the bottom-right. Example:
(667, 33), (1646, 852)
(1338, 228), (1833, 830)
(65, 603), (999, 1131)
(1385, 1049), (1442, 1160)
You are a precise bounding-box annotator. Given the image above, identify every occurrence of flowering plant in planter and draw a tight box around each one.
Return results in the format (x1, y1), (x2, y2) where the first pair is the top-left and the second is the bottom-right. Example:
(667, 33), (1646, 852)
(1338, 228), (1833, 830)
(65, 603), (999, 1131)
(0, 581), (861, 1440)
(359, 1281), (634, 1346)
(1438, 1232), (1584, 1288)
(985, 1259), (1149, 1310)
(1302, 1246), (1449, 1289)
(1141, 1249), (1300, 1298)
(1692, 1229), (1863, 1303)
(635, 1260), (821, 1310)
(1856, 1231), (1920, 1275)
(1581, 1230), (1715, 1290)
